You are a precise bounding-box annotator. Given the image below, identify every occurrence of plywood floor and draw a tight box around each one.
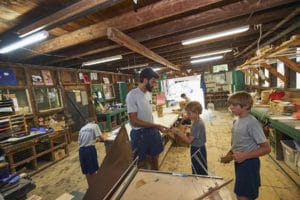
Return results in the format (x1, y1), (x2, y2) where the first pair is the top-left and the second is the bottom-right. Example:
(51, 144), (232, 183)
(28, 110), (300, 199)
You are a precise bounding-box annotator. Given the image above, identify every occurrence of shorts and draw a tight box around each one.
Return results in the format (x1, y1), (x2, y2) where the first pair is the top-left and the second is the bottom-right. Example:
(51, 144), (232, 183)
(130, 128), (164, 161)
(190, 145), (207, 175)
(79, 146), (99, 175)
(234, 158), (260, 199)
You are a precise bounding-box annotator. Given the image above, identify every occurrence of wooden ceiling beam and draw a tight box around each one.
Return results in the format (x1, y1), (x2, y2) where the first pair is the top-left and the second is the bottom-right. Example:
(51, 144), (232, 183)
(278, 56), (300, 73)
(34, 1), (292, 65)
(23, 0), (228, 59)
(261, 62), (286, 82)
(43, 18), (260, 65)
(107, 27), (180, 71)
(17, 0), (124, 37)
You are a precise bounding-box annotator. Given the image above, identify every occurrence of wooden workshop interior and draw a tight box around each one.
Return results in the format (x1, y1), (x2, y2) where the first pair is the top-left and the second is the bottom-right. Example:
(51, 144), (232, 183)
(0, 0), (299, 199)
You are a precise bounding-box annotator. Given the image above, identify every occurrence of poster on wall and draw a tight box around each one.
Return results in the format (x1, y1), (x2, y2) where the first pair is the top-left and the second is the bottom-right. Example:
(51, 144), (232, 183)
(0, 69), (17, 86)
(41, 70), (53, 85)
(32, 75), (44, 85)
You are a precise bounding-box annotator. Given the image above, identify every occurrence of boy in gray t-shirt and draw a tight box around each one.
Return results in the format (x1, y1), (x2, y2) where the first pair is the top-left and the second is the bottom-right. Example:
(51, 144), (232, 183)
(222, 91), (271, 200)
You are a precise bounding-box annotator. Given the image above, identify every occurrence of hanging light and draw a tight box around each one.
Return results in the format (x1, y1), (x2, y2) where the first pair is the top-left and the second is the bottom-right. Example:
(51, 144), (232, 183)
(82, 55), (123, 66)
(119, 63), (149, 70)
(182, 25), (250, 45)
(0, 30), (49, 54)
(191, 55), (223, 64)
(191, 48), (232, 59)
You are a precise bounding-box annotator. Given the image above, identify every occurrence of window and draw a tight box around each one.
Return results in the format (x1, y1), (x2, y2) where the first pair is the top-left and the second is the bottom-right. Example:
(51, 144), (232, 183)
(245, 71), (250, 85)
(34, 87), (62, 112)
(254, 72), (259, 85)
(262, 68), (270, 87)
(213, 64), (228, 73)
(2, 89), (32, 114)
(277, 61), (285, 88)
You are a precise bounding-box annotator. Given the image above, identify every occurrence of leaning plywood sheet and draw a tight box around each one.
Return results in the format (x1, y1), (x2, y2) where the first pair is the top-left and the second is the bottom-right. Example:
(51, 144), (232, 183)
(118, 171), (234, 200)
(83, 125), (132, 200)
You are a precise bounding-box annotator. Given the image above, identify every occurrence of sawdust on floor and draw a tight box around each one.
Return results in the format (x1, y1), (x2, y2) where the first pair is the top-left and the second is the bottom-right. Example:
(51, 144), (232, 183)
(28, 110), (300, 200)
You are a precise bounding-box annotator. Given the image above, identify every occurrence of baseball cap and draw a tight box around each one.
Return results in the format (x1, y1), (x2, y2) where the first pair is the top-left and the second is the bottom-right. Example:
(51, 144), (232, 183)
(140, 68), (159, 80)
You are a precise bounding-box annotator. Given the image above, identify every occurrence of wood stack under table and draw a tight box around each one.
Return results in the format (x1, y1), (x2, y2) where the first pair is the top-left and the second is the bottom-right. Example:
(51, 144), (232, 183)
(0, 114), (30, 140)
(0, 131), (68, 173)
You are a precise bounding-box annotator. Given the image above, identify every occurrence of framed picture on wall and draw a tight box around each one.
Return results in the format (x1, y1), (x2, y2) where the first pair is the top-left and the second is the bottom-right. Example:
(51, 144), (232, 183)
(102, 84), (115, 100)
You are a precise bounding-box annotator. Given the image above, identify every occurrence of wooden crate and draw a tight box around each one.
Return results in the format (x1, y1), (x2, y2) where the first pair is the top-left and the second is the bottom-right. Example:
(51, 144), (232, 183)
(53, 149), (66, 161)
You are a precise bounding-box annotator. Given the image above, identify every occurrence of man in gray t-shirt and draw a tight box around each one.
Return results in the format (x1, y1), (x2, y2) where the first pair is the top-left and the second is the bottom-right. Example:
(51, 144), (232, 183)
(126, 68), (168, 170)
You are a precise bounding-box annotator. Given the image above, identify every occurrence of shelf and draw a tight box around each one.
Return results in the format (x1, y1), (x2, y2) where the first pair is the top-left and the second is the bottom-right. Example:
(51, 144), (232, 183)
(0, 131), (68, 173)
(205, 91), (230, 109)
(96, 108), (127, 131)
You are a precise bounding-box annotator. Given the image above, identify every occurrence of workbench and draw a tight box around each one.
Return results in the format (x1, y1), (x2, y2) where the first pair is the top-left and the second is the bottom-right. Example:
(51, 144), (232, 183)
(96, 107), (127, 131)
(251, 106), (300, 186)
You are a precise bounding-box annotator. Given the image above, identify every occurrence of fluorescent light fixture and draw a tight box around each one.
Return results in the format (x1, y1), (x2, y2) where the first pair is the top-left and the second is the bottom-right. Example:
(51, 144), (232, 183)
(19, 26), (46, 38)
(0, 30), (49, 54)
(119, 63), (148, 70)
(191, 55), (223, 64)
(82, 55), (122, 66)
(191, 48), (232, 59)
(182, 25), (250, 45)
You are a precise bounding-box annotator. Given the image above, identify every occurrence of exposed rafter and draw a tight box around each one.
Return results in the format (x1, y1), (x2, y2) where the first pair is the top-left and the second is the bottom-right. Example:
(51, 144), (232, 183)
(107, 27), (180, 71)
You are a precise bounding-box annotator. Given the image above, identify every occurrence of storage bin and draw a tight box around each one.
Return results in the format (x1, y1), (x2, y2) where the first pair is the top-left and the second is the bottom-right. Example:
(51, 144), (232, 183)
(280, 140), (298, 171)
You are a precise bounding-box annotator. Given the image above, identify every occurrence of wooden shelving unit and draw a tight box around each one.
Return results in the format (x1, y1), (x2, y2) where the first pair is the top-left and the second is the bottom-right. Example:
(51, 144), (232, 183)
(0, 131), (68, 174)
(205, 91), (229, 109)
(0, 114), (31, 140)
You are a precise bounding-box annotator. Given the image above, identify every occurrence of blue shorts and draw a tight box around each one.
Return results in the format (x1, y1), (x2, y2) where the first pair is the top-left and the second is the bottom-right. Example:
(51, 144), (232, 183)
(190, 145), (207, 175)
(130, 128), (164, 161)
(234, 158), (261, 199)
(79, 146), (99, 175)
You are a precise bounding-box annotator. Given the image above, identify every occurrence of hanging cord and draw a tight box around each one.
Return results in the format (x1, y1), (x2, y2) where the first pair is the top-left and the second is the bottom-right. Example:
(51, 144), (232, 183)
(255, 24), (262, 56)
(255, 24), (266, 80)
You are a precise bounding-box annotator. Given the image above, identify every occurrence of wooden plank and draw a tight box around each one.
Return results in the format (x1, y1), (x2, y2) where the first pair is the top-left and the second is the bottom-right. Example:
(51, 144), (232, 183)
(119, 171), (233, 200)
(107, 27), (180, 71)
(261, 62), (286, 82)
(17, 0), (123, 37)
(44, 8), (287, 66)
(241, 69), (258, 83)
(21, 0), (239, 58)
(278, 56), (300, 73)
(236, 6), (300, 57)
(265, 34), (300, 60)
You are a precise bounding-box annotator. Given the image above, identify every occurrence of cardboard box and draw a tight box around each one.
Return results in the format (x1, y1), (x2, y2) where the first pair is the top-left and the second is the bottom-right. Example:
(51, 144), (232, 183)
(54, 149), (66, 161)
